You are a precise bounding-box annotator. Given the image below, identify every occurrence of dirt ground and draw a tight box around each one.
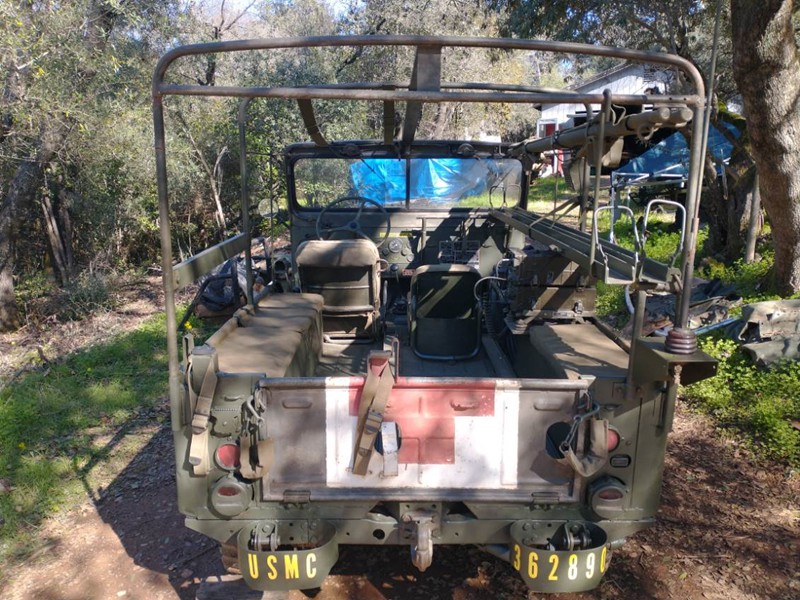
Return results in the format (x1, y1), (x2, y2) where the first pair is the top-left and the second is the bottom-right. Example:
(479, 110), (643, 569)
(1, 280), (798, 600)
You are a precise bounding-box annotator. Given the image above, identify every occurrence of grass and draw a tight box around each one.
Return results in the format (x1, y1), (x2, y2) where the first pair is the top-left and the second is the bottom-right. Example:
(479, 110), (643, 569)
(683, 249), (800, 465)
(0, 314), (169, 567)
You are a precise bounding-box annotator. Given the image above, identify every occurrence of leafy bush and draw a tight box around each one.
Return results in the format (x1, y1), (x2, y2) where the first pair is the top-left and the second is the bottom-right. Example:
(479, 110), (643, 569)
(57, 272), (117, 320)
(595, 280), (629, 324)
(685, 336), (800, 465)
(699, 250), (781, 303)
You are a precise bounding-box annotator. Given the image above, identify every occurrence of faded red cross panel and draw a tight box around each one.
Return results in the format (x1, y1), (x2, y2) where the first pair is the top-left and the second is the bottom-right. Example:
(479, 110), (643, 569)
(349, 383), (495, 464)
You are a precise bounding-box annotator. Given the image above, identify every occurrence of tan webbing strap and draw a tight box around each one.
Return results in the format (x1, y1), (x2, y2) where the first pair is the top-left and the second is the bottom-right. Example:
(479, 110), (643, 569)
(188, 352), (219, 475)
(298, 99), (328, 147)
(184, 362), (195, 425)
(559, 419), (609, 478)
(191, 355), (219, 434)
(239, 434), (275, 480)
(352, 351), (395, 476)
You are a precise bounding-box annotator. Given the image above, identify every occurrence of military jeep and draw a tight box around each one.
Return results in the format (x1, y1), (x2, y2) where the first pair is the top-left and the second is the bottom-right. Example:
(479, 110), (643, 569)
(153, 36), (716, 594)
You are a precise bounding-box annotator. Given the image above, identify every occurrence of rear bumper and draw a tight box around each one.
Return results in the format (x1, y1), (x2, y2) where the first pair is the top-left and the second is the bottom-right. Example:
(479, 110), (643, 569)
(188, 515), (651, 593)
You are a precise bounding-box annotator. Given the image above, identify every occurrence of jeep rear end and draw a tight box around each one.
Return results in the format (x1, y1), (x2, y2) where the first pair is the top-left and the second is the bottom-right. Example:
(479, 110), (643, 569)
(153, 36), (716, 594)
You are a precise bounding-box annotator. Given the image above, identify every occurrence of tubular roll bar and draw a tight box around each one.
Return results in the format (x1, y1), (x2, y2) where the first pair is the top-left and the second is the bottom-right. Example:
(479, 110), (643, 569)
(153, 36), (707, 416)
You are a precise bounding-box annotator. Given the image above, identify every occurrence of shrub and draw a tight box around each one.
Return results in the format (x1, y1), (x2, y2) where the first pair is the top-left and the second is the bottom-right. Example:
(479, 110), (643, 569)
(684, 335), (800, 465)
(58, 272), (117, 320)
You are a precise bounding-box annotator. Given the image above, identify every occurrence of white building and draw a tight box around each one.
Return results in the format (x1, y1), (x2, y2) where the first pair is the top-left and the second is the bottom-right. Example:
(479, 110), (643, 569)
(537, 63), (674, 174)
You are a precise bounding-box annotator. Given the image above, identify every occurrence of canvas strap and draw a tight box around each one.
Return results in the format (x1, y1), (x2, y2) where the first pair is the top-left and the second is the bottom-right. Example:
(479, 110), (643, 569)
(239, 434), (275, 480)
(188, 352), (219, 475)
(559, 418), (609, 478)
(351, 351), (395, 476)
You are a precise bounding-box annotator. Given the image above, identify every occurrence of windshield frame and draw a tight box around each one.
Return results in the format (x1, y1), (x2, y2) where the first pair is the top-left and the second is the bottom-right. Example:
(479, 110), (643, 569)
(286, 141), (528, 213)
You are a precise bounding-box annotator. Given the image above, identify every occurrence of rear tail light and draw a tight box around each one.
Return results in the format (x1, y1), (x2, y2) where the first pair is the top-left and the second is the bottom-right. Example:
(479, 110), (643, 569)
(215, 443), (240, 470)
(597, 488), (624, 501)
(210, 477), (251, 517)
(607, 428), (621, 452)
(218, 485), (242, 497)
(588, 477), (628, 519)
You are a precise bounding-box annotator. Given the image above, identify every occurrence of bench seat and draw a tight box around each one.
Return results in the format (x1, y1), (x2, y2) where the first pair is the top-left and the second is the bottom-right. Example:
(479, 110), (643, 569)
(208, 293), (323, 377)
(529, 323), (628, 381)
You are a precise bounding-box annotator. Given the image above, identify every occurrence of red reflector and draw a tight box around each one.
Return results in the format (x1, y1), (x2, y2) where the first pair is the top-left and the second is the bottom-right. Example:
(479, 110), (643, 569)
(215, 444), (240, 470)
(597, 488), (624, 501)
(607, 429), (621, 452)
(217, 485), (241, 497)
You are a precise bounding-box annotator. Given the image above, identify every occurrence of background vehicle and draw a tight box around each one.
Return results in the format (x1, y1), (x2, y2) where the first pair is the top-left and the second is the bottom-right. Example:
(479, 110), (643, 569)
(153, 36), (716, 593)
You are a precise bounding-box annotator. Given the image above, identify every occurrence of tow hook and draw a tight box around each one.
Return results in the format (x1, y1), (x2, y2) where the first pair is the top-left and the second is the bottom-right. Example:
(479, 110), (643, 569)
(402, 510), (436, 572)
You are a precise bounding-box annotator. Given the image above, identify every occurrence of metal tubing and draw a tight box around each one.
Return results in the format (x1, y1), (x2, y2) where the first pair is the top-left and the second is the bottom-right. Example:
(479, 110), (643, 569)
(151, 35), (707, 425)
(588, 90), (613, 269)
(153, 97), (182, 428)
(153, 36), (705, 100)
(676, 105), (707, 328)
(579, 103), (594, 232)
(625, 289), (648, 402)
(238, 98), (255, 308)
(516, 108), (692, 155)
(676, 0), (721, 329)
(158, 84), (696, 107)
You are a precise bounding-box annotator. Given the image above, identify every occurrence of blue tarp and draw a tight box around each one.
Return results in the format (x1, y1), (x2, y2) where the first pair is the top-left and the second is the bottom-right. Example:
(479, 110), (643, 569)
(614, 122), (740, 179)
(349, 158), (407, 203)
(349, 158), (516, 204)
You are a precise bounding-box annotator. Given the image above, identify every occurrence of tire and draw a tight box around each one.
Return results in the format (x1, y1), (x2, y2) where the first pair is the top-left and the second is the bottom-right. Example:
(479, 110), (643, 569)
(220, 539), (241, 575)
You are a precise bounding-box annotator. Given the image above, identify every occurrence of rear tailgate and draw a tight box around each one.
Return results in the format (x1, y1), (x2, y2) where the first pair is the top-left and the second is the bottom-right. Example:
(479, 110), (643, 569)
(259, 376), (590, 502)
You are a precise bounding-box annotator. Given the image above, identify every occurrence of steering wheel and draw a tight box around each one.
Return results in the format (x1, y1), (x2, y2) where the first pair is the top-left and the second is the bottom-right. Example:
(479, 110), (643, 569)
(315, 195), (391, 246)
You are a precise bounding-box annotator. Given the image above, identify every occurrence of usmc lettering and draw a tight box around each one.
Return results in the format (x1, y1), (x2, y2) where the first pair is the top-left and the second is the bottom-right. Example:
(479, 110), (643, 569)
(246, 552), (320, 582)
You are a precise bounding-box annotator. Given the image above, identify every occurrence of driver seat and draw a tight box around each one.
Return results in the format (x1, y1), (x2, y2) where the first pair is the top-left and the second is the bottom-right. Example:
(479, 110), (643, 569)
(295, 239), (382, 339)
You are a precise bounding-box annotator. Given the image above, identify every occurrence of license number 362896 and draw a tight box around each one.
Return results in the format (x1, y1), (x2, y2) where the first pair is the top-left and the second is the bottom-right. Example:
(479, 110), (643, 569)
(512, 544), (608, 582)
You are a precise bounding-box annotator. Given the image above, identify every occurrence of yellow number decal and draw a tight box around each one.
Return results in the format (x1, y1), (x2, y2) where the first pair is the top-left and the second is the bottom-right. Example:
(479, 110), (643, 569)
(586, 552), (596, 578)
(567, 554), (578, 580)
(512, 544), (521, 570)
(548, 554), (559, 581)
(600, 546), (608, 574)
(528, 551), (539, 579)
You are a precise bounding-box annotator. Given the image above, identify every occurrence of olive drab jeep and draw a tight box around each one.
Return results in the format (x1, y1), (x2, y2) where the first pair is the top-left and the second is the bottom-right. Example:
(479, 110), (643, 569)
(153, 37), (717, 593)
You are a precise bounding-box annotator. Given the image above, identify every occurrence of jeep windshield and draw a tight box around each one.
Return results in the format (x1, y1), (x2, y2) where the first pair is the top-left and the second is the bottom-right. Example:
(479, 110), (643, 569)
(292, 155), (524, 209)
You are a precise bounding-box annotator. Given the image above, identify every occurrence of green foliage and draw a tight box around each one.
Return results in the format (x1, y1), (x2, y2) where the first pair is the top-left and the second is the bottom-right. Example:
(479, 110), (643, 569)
(685, 336), (800, 465)
(585, 208), (798, 465)
(527, 176), (568, 208)
(57, 272), (116, 321)
(595, 280), (628, 322)
(699, 250), (779, 303)
(0, 315), (169, 565)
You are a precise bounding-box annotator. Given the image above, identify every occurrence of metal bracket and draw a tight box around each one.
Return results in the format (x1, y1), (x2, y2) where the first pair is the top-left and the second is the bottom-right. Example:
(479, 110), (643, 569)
(402, 510), (437, 572)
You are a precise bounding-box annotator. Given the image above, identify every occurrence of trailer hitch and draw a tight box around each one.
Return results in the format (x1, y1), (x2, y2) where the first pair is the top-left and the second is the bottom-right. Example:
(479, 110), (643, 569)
(402, 510), (436, 572)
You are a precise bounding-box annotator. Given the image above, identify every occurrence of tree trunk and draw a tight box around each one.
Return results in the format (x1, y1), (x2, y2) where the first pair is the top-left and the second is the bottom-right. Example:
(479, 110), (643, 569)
(745, 172), (762, 263)
(40, 191), (71, 286)
(0, 196), (20, 331)
(731, 0), (800, 294)
(0, 123), (66, 331)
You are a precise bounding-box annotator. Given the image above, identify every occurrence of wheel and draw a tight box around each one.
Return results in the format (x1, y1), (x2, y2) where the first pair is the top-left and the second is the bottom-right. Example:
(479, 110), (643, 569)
(220, 539), (241, 575)
(315, 195), (391, 245)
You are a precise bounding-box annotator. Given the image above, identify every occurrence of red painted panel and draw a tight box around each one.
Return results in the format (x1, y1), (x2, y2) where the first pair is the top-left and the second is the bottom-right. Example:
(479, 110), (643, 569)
(399, 417), (454, 439)
(420, 438), (456, 464)
(348, 381), (495, 465)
